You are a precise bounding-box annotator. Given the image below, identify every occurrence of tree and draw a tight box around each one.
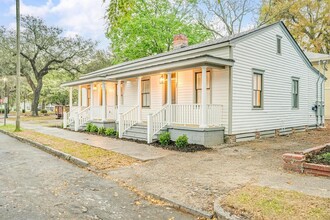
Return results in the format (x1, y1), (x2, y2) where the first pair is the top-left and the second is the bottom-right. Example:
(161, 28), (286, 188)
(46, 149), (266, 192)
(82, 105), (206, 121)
(104, 0), (210, 63)
(196, 0), (258, 38)
(259, 0), (330, 54)
(0, 16), (96, 116)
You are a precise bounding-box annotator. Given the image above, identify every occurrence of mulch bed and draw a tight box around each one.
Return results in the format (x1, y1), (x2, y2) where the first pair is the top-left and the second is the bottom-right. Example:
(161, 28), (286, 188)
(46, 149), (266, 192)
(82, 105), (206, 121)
(306, 145), (330, 165)
(152, 141), (209, 152)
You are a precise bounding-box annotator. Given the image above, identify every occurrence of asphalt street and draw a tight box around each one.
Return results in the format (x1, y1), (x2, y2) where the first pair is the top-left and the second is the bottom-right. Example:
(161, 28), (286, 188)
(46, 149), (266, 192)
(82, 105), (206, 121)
(0, 132), (194, 220)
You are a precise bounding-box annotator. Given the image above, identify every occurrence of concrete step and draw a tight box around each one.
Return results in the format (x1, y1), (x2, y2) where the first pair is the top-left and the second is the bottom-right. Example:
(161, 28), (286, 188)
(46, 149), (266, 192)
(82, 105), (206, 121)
(123, 130), (148, 139)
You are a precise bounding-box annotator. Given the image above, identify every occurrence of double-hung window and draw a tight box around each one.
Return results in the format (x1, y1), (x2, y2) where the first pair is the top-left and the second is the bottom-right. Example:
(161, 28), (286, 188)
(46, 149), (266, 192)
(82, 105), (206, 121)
(292, 79), (299, 109)
(253, 72), (263, 108)
(141, 79), (151, 107)
(195, 71), (211, 104)
(276, 35), (282, 54)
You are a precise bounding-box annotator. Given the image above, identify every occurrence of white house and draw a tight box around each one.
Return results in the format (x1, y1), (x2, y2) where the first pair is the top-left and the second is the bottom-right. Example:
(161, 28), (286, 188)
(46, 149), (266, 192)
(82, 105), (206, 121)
(62, 21), (326, 146)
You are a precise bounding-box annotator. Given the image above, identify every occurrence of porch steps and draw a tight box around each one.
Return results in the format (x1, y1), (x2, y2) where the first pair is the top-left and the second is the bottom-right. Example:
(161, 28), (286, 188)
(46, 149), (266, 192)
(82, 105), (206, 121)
(122, 124), (158, 142)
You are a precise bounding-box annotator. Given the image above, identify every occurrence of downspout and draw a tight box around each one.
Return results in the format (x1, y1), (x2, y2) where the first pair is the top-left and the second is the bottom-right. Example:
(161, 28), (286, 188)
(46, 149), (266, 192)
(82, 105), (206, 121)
(316, 60), (321, 127)
(320, 60), (327, 126)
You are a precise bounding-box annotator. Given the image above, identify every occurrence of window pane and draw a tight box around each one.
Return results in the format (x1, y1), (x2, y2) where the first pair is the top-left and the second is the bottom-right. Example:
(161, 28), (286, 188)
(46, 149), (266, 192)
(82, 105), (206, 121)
(196, 90), (201, 104)
(277, 38), (281, 54)
(196, 73), (201, 89)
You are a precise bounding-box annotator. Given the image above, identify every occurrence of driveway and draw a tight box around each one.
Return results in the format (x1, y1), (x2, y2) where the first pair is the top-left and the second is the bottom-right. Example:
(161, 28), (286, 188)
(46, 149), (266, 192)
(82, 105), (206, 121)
(0, 133), (194, 220)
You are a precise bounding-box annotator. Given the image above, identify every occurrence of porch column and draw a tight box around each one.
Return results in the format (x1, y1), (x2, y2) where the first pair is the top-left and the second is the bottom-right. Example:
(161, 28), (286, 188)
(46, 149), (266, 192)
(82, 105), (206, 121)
(117, 80), (122, 121)
(78, 85), (82, 112)
(69, 87), (73, 111)
(102, 82), (107, 121)
(167, 71), (172, 105)
(137, 77), (142, 123)
(200, 66), (208, 128)
(90, 83), (94, 120)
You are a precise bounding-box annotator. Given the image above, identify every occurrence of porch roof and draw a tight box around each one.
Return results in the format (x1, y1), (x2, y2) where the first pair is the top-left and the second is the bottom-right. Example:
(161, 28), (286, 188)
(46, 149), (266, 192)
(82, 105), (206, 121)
(61, 77), (109, 87)
(106, 54), (234, 80)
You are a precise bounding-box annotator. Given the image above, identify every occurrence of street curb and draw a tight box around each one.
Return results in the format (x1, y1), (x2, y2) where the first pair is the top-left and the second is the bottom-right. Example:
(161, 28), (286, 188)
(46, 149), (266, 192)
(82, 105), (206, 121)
(0, 129), (89, 168)
(143, 191), (214, 219)
(214, 198), (243, 220)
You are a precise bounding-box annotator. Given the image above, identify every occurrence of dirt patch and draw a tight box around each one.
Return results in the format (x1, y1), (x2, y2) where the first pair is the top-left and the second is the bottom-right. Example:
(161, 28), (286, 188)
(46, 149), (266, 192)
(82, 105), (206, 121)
(221, 185), (330, 220)
(0, 125), (138, 170)
(306, 146), (330, 165)
(109, 126), (330, 212)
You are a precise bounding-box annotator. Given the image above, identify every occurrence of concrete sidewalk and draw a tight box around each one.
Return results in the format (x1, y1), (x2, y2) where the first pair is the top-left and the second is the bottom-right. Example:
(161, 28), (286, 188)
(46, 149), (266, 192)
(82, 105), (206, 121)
(7, 121), (176, 161)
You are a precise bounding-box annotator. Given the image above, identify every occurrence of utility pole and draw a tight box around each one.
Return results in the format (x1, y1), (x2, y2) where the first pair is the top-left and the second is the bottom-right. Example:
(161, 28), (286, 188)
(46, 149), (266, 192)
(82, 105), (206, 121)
(15, 0), (21, 131)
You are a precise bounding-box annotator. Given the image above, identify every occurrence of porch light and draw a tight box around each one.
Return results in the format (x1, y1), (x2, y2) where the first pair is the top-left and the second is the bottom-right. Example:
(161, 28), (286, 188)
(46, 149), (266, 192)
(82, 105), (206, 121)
(93, 85), (97, 91)
(159, 75), (165, 84)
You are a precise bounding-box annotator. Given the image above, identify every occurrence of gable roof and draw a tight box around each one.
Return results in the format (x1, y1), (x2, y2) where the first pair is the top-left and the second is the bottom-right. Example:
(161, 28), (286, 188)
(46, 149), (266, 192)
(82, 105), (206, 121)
(63, 21), (325, 87)
(81, 22), (281, 80)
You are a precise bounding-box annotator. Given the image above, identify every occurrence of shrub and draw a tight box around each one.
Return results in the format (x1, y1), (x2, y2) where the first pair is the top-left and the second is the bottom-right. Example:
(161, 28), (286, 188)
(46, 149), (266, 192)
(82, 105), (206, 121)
(85, 123), (93, 132)
(41, 109), (47, 114)
(90, 125), (98, 133)
(105, 128), (117, 136)
(317, 152), (330, 164)
(175, 134), (188, 148)
(22, 109), (26, 113)
(159, 132), (171, 146)
(98, 127), (106, 135)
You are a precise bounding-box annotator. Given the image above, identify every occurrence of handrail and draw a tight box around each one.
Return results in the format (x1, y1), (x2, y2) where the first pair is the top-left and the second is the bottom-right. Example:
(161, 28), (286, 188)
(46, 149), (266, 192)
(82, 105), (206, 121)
(118, 105), (139, 138)
(147, 104), (170, 143)
(74, 106), (91, 131)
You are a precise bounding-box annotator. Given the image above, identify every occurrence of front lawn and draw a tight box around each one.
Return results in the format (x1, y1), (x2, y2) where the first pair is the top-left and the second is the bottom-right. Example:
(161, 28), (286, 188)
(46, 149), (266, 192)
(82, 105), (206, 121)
(221, 185), (330, 220)
(0, 125), (138, 170)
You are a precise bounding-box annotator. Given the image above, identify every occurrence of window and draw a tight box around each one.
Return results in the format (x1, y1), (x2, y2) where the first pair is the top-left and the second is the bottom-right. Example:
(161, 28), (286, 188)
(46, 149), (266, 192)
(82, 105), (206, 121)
(195, 71), (211, 104)
(292, 79), (299, 108)
(141, 79), (151, 107)
(253, 73), (263, 108)
(276, 35), (282, 54)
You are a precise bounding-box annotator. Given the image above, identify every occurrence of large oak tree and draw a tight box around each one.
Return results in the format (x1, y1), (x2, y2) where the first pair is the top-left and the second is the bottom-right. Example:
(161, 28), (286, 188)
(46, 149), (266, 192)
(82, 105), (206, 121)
(0, 16), (96, 116)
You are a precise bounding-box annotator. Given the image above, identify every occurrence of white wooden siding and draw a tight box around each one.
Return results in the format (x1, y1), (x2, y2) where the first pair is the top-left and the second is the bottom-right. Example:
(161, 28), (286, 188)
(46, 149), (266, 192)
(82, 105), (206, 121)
(231, 25), (319, 134)
(177, 69), (194, 104)
(212, 67), (229, 132)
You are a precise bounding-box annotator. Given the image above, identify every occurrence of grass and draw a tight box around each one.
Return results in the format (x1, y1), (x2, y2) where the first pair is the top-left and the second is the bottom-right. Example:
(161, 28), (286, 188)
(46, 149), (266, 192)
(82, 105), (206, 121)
(221, 185), (330, 220)
(0, 125), (138, 170)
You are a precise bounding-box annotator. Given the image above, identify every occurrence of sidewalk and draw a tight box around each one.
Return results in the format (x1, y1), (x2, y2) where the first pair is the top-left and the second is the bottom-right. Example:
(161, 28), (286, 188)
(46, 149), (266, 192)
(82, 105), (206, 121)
(7, 120), (175, 161)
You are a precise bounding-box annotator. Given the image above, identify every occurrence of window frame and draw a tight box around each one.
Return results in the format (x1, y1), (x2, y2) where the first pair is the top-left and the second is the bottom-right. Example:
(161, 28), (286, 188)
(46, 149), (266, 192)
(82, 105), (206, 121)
(195, 71), (212, 104)
(141, 78), (151, 108)
(252, 69), (264, 109)
(292, 77), (299, 109)
(276, 35), (282, 55)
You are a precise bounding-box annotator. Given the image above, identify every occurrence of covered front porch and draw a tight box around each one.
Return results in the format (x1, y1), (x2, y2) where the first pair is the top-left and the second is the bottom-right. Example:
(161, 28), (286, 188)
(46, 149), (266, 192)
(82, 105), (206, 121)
(63, 55), (233, 145)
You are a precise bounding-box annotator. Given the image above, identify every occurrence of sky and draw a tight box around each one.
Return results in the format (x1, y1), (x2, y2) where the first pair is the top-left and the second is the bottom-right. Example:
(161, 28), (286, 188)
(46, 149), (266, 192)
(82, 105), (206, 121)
(0, 0), (110, 49)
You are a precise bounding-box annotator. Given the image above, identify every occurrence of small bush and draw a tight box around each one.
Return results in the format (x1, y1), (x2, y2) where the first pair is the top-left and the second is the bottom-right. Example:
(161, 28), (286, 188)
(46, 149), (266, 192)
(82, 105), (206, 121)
(159, 132), (171, 146)
(175, 134), (188, 148)
(22, 109), (26, 113)
(317, 152), (330, 164)
(85, 123), (93, 132)
(41, 109), (47, 114)
(90, 125), (98, 133)
(98, 127), (106, 135)
(105, 128), (117, 136)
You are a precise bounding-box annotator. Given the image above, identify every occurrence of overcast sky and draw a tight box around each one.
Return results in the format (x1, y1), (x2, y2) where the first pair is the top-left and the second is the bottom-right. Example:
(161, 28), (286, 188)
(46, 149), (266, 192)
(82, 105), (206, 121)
(0, 0), (110, 49)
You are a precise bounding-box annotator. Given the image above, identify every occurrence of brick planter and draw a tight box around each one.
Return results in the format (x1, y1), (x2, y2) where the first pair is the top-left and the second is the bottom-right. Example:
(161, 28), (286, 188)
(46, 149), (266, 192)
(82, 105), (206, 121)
(282, 144), (330, 177)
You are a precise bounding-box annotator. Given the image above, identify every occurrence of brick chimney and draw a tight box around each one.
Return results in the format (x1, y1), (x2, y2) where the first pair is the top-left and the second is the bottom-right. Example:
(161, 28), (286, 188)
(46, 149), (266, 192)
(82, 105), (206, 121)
(173, 34), (188, 49)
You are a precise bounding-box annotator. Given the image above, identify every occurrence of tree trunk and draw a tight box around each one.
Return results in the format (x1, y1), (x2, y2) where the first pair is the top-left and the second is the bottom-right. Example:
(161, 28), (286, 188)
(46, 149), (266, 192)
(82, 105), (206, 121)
(42, 100), (45, 110)
(31, 79), (43, 116)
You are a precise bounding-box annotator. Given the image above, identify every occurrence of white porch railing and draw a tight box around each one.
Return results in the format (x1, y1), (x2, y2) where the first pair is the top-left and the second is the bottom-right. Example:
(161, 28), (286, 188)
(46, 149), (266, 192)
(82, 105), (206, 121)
(63, 106), (78, 128)
(118, 105), (139, 138)
(107, 105), (118, 120)
(74, 106), (91, 131)
(171, 104), (202, 125)
(207, 104), (223, 126)
(91, 106), (103, 119)
(147, 105), (170, 143)
(146, 104), (223, 143)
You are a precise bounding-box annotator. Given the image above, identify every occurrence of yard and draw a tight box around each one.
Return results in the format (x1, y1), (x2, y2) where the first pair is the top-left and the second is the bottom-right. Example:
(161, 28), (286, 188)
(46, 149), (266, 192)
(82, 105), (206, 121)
(108, 126), (330, 214)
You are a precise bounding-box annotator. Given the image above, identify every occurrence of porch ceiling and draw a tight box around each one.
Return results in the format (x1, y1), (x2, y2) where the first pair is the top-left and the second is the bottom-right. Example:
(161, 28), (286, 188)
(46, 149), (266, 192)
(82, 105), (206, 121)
(106, 54), (234, 80)
(61, 77), (114, 87)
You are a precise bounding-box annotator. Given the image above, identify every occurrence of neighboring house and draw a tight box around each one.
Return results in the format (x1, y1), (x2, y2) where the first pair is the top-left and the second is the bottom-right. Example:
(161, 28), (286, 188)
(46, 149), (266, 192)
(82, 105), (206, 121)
(62, 21), (326, 146)
(305, 52), (330, 119)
